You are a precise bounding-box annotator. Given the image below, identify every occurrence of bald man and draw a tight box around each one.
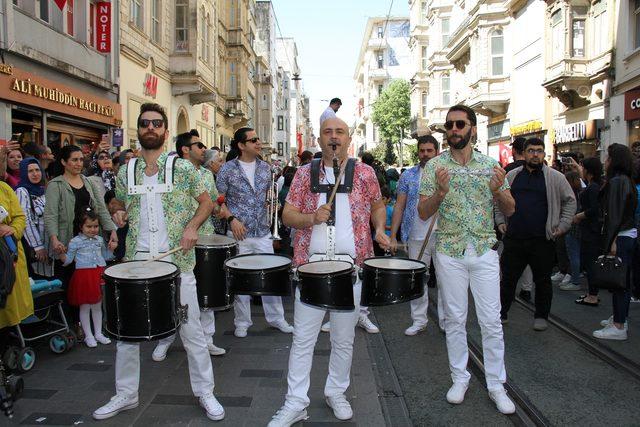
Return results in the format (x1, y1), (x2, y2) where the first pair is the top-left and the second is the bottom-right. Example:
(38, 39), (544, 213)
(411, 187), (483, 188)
(268, 118), (390, 426)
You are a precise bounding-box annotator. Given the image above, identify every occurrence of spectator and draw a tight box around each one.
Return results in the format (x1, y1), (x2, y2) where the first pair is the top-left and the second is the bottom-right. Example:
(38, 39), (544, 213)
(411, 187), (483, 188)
(559, 170), (582, 291)
(593, 143), (637, 340)
(505, 137), (526, 172)
(88, 150), (116, 193)
(118, 149), (134, 166)
(15, 158), (53, 278)
(5, 147), (23, 189)
(299, 150), (313, 166)
(104, 190), (127, 262)
(574, 157), (603, 306)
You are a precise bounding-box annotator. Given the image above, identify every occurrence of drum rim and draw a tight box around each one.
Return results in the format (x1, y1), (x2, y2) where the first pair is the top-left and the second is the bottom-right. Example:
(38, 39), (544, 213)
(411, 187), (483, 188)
(224, 252), (292, 272)
(103, 260), (180, 281)
(297, 259), (354, 276)
(363, 256), (427, 271)
(196, 242), (238, 249)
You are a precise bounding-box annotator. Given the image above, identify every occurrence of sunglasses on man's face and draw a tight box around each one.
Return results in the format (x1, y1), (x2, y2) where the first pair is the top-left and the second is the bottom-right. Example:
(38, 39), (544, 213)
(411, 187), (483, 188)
(243, 137), (260, 144)
(138, 119), (164, 129)
(444, 120), (471, 131)
(191, 142), (206, 149)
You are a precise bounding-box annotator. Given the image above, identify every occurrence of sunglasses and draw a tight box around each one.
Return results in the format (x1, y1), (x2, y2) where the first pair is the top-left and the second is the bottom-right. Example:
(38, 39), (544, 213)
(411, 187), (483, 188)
(444, 120), (471, 131)
(138, 118), (164, 129)
(190, 142), (206, 149)
(243, 137), (260, 144)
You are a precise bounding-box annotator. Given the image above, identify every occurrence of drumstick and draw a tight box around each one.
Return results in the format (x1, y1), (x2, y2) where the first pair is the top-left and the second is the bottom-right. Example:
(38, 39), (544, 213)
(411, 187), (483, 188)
(417, 213), (438, 261)
(326, 160), (347, 207)
(142, 246), (183, 265)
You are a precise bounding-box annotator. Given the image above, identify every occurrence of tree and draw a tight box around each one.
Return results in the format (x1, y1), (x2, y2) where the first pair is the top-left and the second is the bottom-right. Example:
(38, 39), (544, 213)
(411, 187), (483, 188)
(371, 79), (411, 165)
(384, 139), (397, 165)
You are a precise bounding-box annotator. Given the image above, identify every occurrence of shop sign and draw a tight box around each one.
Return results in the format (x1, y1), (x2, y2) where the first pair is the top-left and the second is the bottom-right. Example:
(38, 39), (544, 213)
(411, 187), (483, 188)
(0, 65), (121, 126)
(554, 120), (598, 144)
(96, 2), (111, 53)
(625, 87), (640, 121)
(510, 120), (543, 136)
(143, 73), (158, 98)
(112, 128), (124, 147)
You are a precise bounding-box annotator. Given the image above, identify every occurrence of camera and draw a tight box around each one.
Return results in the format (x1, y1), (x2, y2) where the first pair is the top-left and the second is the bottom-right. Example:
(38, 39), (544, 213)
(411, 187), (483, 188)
(560, 157), (572, 164)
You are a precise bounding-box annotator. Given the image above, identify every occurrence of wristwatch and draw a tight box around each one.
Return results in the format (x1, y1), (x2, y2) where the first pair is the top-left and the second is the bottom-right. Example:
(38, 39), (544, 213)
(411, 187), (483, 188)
(226, 215), (236, 225)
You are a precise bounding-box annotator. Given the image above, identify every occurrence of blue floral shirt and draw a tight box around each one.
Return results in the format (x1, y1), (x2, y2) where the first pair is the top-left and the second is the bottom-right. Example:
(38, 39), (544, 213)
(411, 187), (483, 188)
(216, 158), (271, 238)
(396, 165), (423, 243)
(62, 234), (113, 269)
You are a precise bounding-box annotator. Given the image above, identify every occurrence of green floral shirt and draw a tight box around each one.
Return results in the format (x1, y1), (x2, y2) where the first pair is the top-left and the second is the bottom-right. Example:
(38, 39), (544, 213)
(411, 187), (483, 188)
(116, 152), (208, 272)
(419, 150), (509, 259)
(197, 166), (217, 236)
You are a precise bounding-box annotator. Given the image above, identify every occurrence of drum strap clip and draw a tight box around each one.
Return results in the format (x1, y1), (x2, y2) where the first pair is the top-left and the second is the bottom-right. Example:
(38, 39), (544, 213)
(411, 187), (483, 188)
(178, 304), (189, 323)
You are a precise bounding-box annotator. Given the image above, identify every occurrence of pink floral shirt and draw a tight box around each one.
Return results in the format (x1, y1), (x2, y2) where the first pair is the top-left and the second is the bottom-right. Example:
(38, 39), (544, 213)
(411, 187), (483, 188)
(286, 161), (382, 267)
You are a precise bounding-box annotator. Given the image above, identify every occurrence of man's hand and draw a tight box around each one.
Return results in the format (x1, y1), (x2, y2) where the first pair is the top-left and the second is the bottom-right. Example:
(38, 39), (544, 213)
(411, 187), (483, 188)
(35, 248), (48, 263)
(497, 223), (507, 235)
(229, 218), (247, 241)
(551, 227), (563, 239)
(179, 226), (199, 251)
(375, 229), (391, 251)
(59, 254), (67, 263)
(389, 237), (399, 255)
(313, 204), (331, 225)
(108, 231), (118, 251)
(51, 237), (66, 254)
(609, 240), (617, 256)
(490, 166), (506, 194)
(112, 210), (128, 228)
(573, 212), (585, 224)
(0, 224), (14, 237)
(435, 167), (450, 196)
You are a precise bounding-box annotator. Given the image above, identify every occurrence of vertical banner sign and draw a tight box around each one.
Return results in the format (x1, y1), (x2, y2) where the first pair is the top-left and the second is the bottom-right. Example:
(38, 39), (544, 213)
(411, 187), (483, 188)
(112, 128), (124, 147)
(54, 0), (68, 10)
(96, 2), (111, 53)
(499, 143), (512, 167)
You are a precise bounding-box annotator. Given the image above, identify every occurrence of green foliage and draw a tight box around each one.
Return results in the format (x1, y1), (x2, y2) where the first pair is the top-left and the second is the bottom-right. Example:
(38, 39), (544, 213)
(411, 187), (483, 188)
(384, 140), (397, 165)
(371, 79), (411, 145)
(368, 143), (386, 165)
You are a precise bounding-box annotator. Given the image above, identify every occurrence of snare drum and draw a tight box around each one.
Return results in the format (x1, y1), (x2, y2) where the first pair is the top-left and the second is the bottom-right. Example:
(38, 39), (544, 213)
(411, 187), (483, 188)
(224, 253), (292, 296)
(194, 235), (238, 310)
(103, 261), (185, 342)
(360, 257), (426, 306)
(297, 260), (355, 311)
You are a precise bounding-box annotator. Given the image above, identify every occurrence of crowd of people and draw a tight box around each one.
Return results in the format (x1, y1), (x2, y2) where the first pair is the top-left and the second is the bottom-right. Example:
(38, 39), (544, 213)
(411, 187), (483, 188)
(0, 98), (637, 425)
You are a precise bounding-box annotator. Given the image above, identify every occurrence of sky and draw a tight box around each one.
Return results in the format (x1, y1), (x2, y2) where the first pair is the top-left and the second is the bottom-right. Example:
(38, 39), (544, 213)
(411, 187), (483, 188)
(270, 0), (409, 137)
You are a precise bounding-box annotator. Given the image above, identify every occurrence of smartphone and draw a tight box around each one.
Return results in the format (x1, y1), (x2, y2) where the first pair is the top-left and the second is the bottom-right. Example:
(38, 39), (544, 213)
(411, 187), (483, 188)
(561, 157), (572, 164)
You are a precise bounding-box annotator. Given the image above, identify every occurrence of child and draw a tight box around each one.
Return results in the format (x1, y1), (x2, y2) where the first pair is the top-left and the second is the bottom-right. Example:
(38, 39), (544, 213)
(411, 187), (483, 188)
(60, 208), (114, 347)
(381, 186), (394, 237)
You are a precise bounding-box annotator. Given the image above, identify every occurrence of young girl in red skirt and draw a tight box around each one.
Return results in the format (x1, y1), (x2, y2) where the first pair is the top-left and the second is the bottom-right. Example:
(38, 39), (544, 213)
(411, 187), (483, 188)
(61, 208), (114, 347)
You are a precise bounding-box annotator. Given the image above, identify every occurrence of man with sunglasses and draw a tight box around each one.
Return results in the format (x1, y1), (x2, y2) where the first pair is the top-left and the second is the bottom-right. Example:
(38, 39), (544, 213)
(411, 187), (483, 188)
(216, 127), (293, 339)
(150, 132), (227, 362)
(496, 138), (576, 331)
(418, 104), (516, 415)
(93, 103), (225, 422)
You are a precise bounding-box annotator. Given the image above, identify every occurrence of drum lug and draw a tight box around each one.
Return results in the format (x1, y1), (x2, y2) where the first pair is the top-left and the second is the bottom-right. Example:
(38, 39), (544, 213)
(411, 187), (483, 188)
(260, 270), (265, 282)
(411, 270), (415, 284)
(375, 269), (380, 285)
(178, 304), (189, 323)
(115, 287), (121, 334)
(203, 251), (209, 261)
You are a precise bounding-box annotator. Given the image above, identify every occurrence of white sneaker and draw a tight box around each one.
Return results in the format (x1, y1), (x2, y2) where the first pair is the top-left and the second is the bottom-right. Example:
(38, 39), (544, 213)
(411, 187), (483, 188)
(321, 321), (330, 333)
(551, 272), (565, 282)
(234, 327), (248, 338)
(560, 274), (572, 285)
(152, 342), (170, 362)
(489, 389), (515, 414)
(357, 315), (380, 334)
(446, 382), (468, 404)
(404, 323), (427, 336)
(84, 336), (97, 348)
(93, 394), (139, 420)
(94, 334), (111, 345)
(268, 406), (308, 427)
(199, 392), (225, 421)
(325, 394), (353, 420)
(559, 283), (581, 291)
(593, 324), (628, 340)
(207, 343), (226, 356)
(600, 316), (629, 330)
(270, 320), (294, 334)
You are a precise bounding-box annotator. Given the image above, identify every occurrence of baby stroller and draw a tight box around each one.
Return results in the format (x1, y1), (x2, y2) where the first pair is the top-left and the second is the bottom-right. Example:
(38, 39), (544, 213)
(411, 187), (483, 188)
(3, 279), (77, 373)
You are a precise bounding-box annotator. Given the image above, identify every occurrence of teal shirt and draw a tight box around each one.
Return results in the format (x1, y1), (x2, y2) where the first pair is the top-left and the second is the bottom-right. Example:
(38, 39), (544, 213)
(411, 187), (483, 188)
(419, 150), (509, 259)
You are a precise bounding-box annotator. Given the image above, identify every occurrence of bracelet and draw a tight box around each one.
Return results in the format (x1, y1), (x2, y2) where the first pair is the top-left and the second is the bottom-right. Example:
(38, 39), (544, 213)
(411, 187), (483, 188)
(226, 215), (236, 225)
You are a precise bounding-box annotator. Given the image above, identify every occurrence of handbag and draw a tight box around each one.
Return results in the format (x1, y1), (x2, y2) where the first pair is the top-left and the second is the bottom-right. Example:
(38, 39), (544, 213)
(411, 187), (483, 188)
(593, 255), (628, 291)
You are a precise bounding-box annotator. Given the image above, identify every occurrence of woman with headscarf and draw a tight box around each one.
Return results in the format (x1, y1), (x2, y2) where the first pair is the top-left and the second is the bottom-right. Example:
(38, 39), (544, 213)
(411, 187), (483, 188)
(4, 148), (23, 189)
(15, 158), (53, 278)
(88, 149), (116, 193)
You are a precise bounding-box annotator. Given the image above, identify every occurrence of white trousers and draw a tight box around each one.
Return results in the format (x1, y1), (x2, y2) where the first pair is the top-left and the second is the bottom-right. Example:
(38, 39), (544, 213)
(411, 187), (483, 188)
(230, 233), (287, 329)
(114, 267), (215, 397)
(157, 309), (216, 347)
(434, 245), (506, 391)
(284, 283), (362, 411)
(407, 239), (444, 328)
(518, 265), (533, 292)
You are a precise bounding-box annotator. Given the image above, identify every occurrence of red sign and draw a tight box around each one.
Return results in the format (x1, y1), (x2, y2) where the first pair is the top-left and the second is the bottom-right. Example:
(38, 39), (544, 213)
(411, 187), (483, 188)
(96, 2), (111, 53)
(54, 0), (67, 10)
(143, 73), (158, 98)
(296, 132), (303, 156)
(624, 87), (640, 121)
(499, 143), (512, 167)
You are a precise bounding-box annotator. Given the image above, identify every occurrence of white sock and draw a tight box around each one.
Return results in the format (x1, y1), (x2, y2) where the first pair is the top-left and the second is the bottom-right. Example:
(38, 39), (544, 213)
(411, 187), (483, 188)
(90, 303), (104, 337)
(79, 304), (94, 340)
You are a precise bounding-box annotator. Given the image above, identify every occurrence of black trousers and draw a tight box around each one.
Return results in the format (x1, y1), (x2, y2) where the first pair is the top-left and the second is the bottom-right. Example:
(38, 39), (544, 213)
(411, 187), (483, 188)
(500, 236), (556, 319)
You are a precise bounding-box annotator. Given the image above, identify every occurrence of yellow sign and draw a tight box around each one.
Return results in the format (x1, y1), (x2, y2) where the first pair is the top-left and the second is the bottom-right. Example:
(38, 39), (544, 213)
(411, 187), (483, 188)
(510, 121), (543, 136)
(0, 64), (13, 76)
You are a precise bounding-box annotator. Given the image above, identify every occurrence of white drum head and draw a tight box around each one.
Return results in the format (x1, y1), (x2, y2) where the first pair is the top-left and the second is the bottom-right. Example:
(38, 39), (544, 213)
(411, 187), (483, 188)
(225, 254), (291, 270)
(197, 234), (237, 247)
(105, 261), (178, 279)
(298, 260), (353, 274)
(364, 258), (425, 270)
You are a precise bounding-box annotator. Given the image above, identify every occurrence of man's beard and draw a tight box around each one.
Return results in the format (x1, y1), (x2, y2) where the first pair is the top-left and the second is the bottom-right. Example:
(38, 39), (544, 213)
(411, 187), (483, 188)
(138, 131), (164, 150)
(527, 160), (543, 170)
(448, 129), (472, 150)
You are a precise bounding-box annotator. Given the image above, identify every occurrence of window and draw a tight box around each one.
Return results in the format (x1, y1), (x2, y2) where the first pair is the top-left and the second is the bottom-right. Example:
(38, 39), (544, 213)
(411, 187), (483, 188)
(378, 84), (384, 96)
(201, 10), (210, 62)
(36, 0), (49, 23)
(592, 0), (607, 54)
(551, 10), (564, 62)
(277, 116), (284, 130)
(175, 0), (188, 51)
(421, 92), (428, 117)
(441, 75), (450, 105)
(130, 0), (143, 29)
(377, 51), (384, 68)
(635, 0), (640, 49)
(421, 46), (428, 70)
(572, 19), (585, 57)
(441, 18), (450, 47)
(151, 0), (161, 44)
(421, 1), (428, 24)
(377, 26), (384, 38)
(65, 0), (74, 36)
(89, 1), (96, 47)
(229, 62), (237, 97)
(490, 29), (504, 76)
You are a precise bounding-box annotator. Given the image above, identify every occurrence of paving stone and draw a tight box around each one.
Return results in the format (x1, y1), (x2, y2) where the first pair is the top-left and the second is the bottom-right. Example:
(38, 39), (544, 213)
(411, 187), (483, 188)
(21, 389), (57, 400)
(240, 369), (284, 378)
(66, 363), (112, 372)
(20, 412), (85, 425)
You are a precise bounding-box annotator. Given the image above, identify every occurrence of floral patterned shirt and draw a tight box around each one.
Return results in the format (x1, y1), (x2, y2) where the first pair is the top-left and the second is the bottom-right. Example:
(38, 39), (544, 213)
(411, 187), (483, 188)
(216, 158), (271, 238)
(419, 150), (509, 259)
(197, 166), (218, 236)
(115, 152), (208, 272)
(397, 165), (422, 243)
(286, 161), (381, 267)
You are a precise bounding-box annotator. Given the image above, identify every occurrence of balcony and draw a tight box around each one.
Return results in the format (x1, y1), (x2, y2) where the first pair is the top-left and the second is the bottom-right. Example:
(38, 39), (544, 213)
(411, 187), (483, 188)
(369, 68), (390, 81)
(445, 16), (471, 62)
(468, 76), (510, 115)
(228, 29), (254, 55)
(367, 38), (388, 50)
(169, 52), (216, 105)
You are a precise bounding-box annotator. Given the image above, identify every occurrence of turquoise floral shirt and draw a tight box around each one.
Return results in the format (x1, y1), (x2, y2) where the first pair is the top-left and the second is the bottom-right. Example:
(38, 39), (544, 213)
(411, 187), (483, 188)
(419, 150), (509, 259)
(116, 152), (208, 272)
(197, 166), (218, 236)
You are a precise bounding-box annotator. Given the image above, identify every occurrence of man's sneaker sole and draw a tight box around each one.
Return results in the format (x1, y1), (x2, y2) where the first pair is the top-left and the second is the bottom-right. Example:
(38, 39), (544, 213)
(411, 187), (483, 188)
(200, 401), (225, 421)
(92, 401), (139, 420)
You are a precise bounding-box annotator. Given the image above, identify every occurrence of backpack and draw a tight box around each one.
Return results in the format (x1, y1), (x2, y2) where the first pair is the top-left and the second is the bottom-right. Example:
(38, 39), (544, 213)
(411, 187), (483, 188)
(0, 235), (18, 309)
